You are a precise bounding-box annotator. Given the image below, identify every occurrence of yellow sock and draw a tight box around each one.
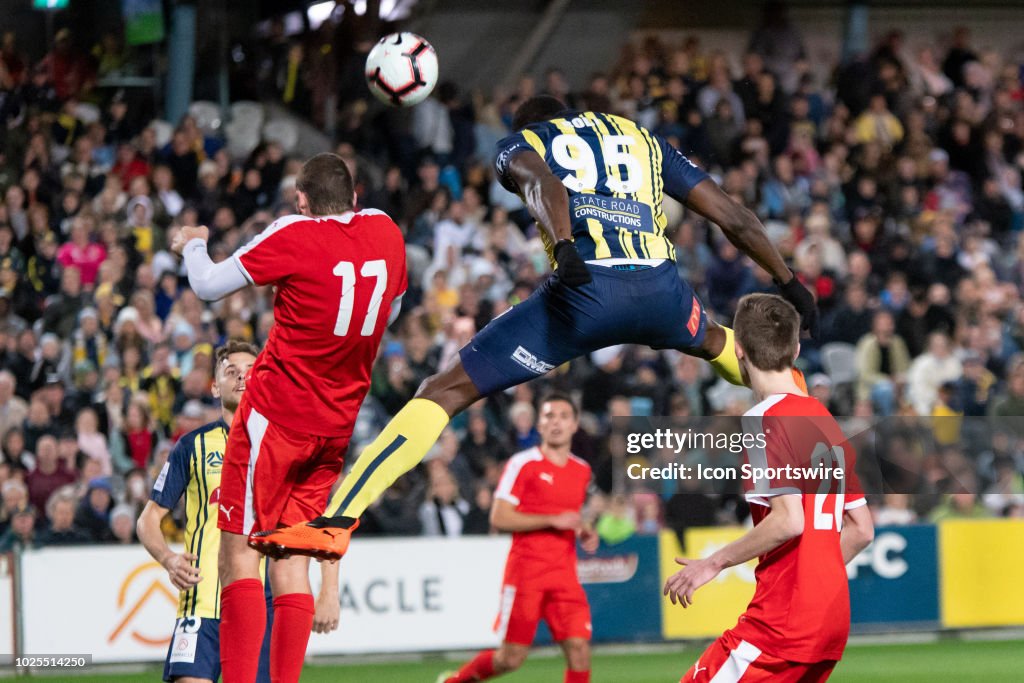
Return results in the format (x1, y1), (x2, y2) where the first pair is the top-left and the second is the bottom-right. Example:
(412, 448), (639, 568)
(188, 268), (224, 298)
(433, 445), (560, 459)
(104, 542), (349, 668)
(325, 398), (450, 518)
(710, 326), (745, 386)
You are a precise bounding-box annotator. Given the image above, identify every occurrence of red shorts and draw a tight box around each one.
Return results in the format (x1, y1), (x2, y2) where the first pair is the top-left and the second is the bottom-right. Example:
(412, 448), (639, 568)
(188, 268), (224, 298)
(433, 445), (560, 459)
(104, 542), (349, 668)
(682, 632), (836, 683)
(217, 395), (349, 535)
(494, 574), (591, 646)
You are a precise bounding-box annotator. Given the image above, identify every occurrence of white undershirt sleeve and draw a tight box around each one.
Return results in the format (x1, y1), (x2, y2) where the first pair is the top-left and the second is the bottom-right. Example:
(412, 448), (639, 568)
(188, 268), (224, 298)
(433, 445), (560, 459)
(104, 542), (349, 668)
(182, 238), (251, 301)
(388, 293), (404, 325)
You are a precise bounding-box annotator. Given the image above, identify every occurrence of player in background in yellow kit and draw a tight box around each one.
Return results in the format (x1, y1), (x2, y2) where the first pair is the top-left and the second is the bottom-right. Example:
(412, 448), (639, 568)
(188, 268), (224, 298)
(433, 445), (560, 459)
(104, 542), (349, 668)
(137, 341), (341, 683)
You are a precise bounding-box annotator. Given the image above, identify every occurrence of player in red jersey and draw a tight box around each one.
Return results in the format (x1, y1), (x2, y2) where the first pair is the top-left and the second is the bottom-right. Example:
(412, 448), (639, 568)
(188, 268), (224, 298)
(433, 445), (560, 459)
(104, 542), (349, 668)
(171, 153), (407, 683)
(664, 293), (875, 682)
(440, 394), (597, 683)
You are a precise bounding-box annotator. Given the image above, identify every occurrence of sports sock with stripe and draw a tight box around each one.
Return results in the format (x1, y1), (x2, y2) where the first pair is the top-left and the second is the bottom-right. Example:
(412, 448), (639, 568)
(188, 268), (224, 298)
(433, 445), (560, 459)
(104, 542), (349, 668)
(325, 398), (450, 519)
(564, 670), (591, 683)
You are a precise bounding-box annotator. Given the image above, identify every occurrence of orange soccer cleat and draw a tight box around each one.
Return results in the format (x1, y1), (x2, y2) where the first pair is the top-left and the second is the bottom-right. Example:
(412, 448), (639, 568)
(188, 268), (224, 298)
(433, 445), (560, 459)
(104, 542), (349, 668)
(248, 516), (359, 561)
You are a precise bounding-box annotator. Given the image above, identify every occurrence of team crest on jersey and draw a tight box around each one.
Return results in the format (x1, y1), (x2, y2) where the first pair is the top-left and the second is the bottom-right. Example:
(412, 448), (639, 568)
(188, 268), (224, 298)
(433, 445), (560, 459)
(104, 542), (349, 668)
(206, 451), (223, 468)
(511, 346), (555, 375)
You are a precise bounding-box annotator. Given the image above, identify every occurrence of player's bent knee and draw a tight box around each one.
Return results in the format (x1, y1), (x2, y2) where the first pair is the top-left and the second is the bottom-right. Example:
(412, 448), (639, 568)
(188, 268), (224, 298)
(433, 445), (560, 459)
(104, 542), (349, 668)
(414, 364), (479, 416)
(268, 555), (312, 595)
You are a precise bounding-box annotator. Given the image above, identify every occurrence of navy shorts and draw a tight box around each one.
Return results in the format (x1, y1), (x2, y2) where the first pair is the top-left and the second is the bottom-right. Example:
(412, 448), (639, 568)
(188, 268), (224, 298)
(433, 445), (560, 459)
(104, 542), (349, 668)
(162, 591), (273, 682)
(162, 616), (220, 682)
(461, 261), (708, 395)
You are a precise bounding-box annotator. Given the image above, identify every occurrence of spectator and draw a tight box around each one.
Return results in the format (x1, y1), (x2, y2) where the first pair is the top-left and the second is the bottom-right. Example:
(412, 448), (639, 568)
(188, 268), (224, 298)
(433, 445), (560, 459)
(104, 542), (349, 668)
(942, 26), (978, 87)
(0, 479), (30, 535)
(907, 333), (963, 415)
(0, 507), (38, 551)
(121, 401), (157, 470)
(5, 330), (37, 400)
(507, 401), (540, 452)
(37, 489), (90, 546)
(419, 469), (469, 537)
(26, 434), (75, 511)
(990, 362), (1024, 437)
(928, 493), (991, 522)
(459, 409), (509, 479)
(461, 485), (493, 535)
(109, 503), (137, 544)
(22, 398), (53, 454)
(139, 343), (180, 433)
(793, 213), (845, 278)
(1, 428), (32, 470)
(71, 307), (109, 370)
(828, 284), (873, 345)
(75, 407), (111, 475)
(0, 370), (27, 438)
(56, 221), (106, 286)
(41, 266), (87, 339)
(853, 94), (905, 149)
(162, 129), (199, 198)
(855, 310), (911, 415)
(73, 477), (115, 542)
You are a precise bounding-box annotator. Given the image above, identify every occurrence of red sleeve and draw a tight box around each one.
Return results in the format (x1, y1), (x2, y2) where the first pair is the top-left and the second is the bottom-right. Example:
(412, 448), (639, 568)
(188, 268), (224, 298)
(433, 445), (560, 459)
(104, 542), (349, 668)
(233, 215), (308, 286)
(495, 457), (532, 506)
(744, 414), (803, 499)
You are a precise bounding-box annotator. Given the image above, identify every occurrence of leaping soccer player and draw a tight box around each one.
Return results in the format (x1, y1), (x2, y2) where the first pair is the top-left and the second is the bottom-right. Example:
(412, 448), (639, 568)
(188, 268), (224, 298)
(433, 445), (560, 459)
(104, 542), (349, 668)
(253, 95), (819, 560)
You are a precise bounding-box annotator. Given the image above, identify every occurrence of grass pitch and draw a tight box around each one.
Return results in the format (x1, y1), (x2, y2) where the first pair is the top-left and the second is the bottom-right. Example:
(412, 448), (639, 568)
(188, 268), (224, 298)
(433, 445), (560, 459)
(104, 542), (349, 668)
(27, 637), (1024, 681)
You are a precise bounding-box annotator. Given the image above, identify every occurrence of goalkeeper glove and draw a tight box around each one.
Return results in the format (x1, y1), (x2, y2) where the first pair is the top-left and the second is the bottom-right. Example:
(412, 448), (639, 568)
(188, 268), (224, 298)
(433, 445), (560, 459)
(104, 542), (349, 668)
(553, 239), (592, 287)
(775, 271), (820, 340)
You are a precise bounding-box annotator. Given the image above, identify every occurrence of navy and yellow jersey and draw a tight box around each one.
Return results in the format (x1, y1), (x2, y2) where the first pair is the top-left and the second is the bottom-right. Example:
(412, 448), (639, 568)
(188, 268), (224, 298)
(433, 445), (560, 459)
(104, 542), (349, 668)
(151, 419), (229, 620)
(495, 111), (709, 265)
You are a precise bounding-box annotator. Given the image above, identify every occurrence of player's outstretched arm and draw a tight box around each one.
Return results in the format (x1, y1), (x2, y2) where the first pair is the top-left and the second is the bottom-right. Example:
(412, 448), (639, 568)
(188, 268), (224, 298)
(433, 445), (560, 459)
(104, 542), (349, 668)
(663, 495), (803, 607)
(840, 503), (874, 564)
(171, 225), (252, 301)
(490, 498), (580, 533)
(506, 151), (591, 287)
(684, 180), (819, 338)
(137, 500), (201, 591)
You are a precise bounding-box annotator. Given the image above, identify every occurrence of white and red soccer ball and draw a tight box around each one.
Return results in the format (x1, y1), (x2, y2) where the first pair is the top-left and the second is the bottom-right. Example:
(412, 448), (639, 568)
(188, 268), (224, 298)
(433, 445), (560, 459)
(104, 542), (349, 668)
(365, 32), (438, 107)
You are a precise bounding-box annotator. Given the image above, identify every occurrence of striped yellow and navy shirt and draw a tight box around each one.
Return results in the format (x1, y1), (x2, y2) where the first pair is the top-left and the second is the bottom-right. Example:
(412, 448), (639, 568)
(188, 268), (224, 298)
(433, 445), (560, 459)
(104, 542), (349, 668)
(151, 419), (228, 619)
(495, 111), (710, 265)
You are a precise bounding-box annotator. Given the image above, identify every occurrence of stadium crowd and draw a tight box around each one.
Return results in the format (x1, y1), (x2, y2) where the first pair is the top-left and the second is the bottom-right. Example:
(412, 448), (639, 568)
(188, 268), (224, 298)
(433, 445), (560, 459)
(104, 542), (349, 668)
(2, 11), (1024, 554)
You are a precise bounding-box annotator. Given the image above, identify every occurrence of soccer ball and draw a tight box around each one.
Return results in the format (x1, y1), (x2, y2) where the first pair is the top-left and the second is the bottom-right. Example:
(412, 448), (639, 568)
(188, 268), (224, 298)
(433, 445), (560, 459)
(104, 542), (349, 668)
(365, 32), (439, 107)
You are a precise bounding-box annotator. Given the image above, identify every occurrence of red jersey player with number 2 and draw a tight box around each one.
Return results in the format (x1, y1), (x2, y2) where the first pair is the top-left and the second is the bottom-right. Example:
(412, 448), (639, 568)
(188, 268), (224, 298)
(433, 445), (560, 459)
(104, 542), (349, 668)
(171, 153), (407, 683)
(664, 293), (875, 683)
(441, 393), (597, 683)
